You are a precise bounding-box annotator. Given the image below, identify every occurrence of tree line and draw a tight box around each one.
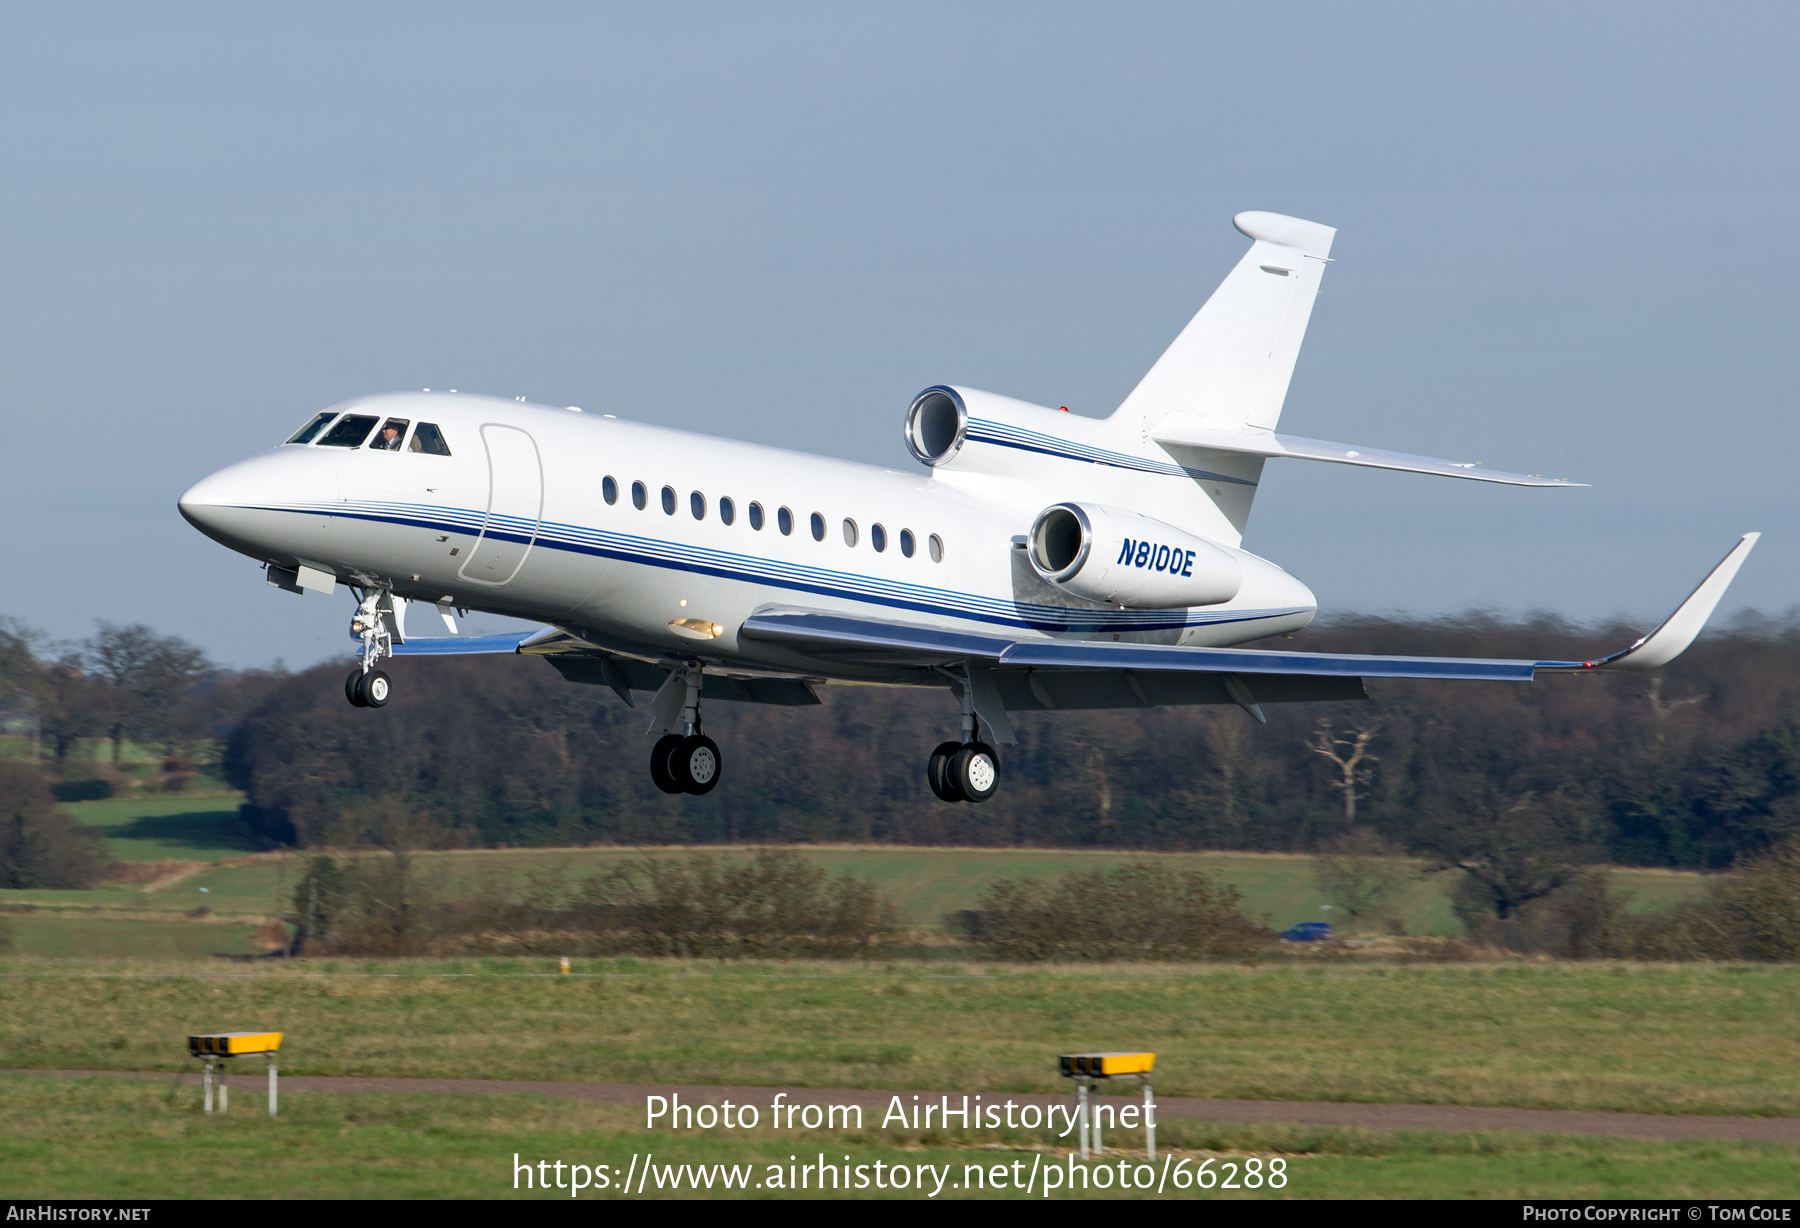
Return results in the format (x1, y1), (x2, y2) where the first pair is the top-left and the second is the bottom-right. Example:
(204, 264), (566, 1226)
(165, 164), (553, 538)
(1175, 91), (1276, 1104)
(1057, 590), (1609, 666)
(218, 611), (1800, 873)
(6, 609), (1800, 905)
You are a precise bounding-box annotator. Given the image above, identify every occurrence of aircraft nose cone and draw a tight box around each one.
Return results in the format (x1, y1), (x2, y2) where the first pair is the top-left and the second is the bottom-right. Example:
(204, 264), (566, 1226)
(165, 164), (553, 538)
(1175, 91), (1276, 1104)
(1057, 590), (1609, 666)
(178, 448), (339, 559)
(177, 468), (245, 534)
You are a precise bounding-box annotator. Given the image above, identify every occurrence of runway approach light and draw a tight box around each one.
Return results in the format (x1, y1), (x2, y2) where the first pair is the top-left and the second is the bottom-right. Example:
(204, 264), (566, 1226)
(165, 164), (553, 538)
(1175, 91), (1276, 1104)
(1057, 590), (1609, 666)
(1059, 1052), (1157, 1160)
(188, 1032), (282, 1116)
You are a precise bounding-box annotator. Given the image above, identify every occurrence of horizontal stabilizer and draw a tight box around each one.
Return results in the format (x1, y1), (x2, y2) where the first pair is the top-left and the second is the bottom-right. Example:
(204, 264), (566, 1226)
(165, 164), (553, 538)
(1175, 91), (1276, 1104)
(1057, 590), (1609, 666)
(1152, 415), (1584, 487)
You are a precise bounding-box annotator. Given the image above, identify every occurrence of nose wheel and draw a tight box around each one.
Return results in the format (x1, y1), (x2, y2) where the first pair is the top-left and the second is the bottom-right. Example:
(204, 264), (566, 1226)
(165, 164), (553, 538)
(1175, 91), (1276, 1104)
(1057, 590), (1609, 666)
(345, 668), (391, 708)
(343, 584), (400, 709)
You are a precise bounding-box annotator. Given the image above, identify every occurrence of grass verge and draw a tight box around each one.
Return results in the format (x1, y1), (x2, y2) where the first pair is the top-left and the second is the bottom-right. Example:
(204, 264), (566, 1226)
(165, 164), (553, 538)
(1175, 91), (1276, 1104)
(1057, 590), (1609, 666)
(0, 959), (1796, 1116)
(0, 1074), (1791, 1199)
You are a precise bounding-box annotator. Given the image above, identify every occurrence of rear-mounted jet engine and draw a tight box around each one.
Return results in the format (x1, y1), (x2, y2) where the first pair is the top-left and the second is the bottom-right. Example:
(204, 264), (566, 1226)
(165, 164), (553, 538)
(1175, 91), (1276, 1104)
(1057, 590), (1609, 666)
(1028, 502), (1242, 608)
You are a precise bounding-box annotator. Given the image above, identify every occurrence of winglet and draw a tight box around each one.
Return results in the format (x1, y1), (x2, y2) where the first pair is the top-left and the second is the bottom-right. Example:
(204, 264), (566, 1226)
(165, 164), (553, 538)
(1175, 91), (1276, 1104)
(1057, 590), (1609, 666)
(1537, 533), (1760, 674)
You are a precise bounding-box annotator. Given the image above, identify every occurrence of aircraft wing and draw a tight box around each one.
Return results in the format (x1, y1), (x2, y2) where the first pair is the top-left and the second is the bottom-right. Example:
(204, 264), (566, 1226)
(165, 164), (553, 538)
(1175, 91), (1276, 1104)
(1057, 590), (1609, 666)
(741, 607), (1531, 679)
(1151, 414), (1586, 487)
(739, 533), (1758, 732)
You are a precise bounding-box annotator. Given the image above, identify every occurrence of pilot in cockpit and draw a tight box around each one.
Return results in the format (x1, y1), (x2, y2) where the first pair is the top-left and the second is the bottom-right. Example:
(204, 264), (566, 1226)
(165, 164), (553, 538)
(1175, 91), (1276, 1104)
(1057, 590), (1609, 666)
(371, 419), (408, 451)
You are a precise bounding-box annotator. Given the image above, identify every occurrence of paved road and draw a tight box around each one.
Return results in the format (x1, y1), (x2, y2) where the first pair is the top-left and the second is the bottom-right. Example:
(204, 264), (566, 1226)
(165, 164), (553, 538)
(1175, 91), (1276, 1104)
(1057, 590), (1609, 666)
(12, 1069), (1799, 1143)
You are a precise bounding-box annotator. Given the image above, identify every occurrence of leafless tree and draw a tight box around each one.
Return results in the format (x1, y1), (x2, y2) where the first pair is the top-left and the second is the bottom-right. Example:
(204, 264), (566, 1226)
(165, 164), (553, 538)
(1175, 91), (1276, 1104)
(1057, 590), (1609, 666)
(1307, 716), (1384, 825)
(83, 622), (212, 766)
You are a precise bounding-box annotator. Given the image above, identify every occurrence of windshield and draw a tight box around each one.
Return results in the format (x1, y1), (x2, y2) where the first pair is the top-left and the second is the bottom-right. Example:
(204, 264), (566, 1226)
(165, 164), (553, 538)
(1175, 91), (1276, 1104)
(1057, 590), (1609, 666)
(285, 412), (336, 445)
(317, 414), (380, 448)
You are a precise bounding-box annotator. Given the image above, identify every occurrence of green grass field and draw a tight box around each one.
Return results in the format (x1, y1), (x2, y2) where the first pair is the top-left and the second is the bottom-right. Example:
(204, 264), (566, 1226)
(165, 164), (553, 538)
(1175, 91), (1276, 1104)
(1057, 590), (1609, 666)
(0, 1074), (1792, 1200)
(64, 795), (258, 863)
(6, 787), (1717, 944)
(1, 960), (1795, 1117)
(0, 785), (1718, 961)
(1, 918), (259, 958)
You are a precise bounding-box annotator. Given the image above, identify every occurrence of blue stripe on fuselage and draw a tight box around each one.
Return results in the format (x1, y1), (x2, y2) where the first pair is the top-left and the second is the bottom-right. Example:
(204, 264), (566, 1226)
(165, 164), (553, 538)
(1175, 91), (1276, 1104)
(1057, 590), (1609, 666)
(245, 499), (1308, 636)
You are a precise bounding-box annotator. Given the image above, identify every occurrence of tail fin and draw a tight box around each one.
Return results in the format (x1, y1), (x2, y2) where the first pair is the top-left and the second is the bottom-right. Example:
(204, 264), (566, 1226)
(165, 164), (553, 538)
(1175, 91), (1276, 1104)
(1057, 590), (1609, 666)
(1111, 211), (1335, 434)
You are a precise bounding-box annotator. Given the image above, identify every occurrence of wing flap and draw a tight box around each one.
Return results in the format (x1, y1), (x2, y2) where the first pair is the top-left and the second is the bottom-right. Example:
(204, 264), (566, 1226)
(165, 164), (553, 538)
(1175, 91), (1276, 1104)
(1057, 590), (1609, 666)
(998, 639), (1537, 681)
(390, 631), (536, 655)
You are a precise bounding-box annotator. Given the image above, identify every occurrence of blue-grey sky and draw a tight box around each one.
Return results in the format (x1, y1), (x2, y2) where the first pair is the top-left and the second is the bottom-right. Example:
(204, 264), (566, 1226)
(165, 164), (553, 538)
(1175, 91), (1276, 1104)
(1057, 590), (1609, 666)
(2, 2), (1794, 667)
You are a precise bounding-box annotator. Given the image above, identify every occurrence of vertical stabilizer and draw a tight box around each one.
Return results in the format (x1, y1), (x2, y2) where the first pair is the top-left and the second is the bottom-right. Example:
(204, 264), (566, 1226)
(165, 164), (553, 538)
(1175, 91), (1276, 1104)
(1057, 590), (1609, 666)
(1111, 212), (1335, 435)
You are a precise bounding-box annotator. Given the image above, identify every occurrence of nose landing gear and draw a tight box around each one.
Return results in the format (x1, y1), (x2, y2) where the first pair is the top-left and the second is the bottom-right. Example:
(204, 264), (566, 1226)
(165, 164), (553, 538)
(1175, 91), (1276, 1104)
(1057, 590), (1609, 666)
(344, 585), (401, 709)
(344, 667), (391, 708)
(927, 668), (1000, 803)
(649, 664), (722, 795)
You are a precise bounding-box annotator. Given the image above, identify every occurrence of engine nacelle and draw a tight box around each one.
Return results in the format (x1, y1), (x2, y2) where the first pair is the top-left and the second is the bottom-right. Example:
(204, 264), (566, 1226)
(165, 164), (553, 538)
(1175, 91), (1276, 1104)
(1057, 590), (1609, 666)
(1028, 502), (1242, 608)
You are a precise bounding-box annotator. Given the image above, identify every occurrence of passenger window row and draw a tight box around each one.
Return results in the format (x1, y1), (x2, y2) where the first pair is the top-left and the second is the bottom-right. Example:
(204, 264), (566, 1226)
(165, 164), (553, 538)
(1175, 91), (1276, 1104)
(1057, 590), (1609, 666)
(601, 476), (944, 562)
(284, 412), (451, 456)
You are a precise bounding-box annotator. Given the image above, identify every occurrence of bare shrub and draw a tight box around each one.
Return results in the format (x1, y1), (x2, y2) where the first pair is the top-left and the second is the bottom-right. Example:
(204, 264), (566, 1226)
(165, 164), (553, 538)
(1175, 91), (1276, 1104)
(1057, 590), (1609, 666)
(290, 849), (446, 956)
(292, 846), (902, 959)
(1627, 836), (1800, 961)
(1393, 937), (1482, 962)
(555, 848), (902, 958)
(959, 862), (1273, 961)
(1312, 830), (1413, 933)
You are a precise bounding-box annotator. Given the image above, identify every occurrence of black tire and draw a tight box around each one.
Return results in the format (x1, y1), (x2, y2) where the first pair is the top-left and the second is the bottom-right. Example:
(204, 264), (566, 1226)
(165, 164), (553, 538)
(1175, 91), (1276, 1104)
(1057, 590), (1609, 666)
(927, 741), (965, 802)
(345, 669), (368, 708)
(951, 742), (1000, 803)
(673, 734), (722, 795)
(357, 669), (392, 708)
(649, 734), (685, 794)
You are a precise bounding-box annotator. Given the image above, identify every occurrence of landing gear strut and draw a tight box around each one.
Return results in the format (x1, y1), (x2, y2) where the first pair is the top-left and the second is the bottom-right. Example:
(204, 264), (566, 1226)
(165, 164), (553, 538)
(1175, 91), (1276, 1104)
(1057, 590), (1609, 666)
(344, 585), (398, 709)
(927, 668), (999, 803)
(650, 664), (721, 796)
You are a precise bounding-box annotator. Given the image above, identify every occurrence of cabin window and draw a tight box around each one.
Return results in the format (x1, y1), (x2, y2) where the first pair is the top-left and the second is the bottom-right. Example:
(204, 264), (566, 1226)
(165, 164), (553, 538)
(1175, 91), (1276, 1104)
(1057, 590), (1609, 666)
(870, 524), (887, 552)
(899, 529), (915, 558)
(317, 415), (380, 448)
(928, 533), (945, 563)
(690, 491), (706, 520)
(777, 506), (794, 536)
(661, 485), (677, 515)
(631, 481), (648, 510)
(719, 497), (735, 526)
(286, 412), (335, 445)
(369, 418), (410, 451)
(748, 502), (765, 530)
(602, 476), (618, 505)
(409, 422), (451, 455)
(841, 518), (858, 547)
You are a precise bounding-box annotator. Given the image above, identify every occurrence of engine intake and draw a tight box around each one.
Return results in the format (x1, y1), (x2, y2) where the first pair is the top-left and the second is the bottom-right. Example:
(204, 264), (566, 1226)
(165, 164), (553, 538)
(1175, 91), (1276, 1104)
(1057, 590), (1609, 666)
(904, 387), (967, 466)
(1028, 502), (1242, 608)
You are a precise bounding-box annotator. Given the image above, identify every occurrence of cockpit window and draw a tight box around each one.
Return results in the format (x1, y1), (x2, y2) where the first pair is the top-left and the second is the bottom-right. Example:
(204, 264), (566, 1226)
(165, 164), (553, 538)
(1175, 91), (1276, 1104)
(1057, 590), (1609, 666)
(317, 414), (380, 448)
(369, 418), (410, 451)
(286, 412), (336, 445)
(408, 422), (451, 456)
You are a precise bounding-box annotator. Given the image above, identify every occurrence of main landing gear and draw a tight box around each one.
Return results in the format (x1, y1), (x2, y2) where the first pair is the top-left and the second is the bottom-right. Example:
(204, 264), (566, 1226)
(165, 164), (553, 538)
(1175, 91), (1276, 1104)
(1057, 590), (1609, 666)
(650, 665), (721, 796)
(927, 669), (999, 803)
(344, 585), (398, 709)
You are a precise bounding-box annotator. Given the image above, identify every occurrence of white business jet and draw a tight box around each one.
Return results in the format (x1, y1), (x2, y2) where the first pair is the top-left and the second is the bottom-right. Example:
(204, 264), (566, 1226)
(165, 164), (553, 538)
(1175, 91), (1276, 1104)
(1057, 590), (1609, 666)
(179, 211), (1758, 803)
